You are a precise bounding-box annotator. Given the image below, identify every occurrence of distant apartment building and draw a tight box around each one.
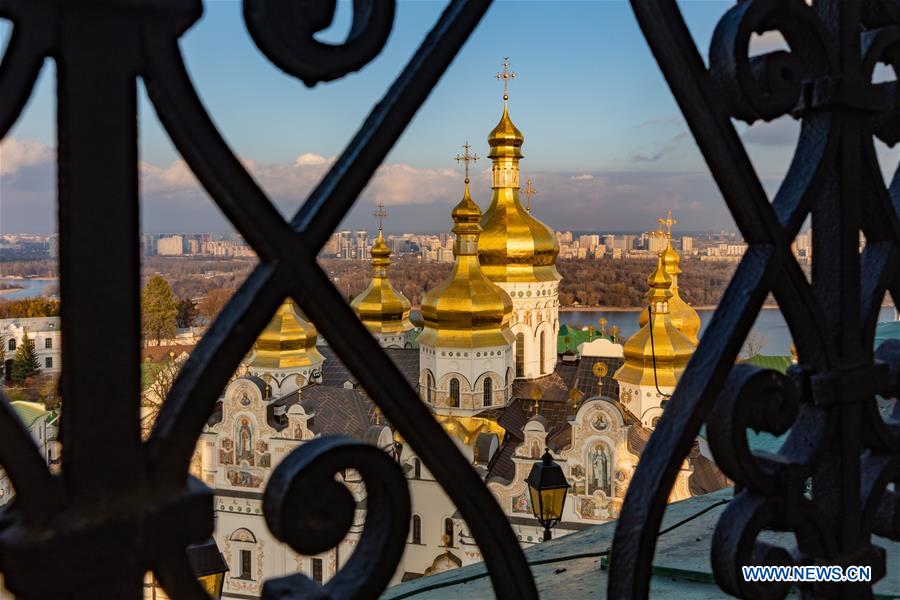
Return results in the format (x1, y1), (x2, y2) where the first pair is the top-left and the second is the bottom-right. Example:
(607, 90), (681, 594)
(436, 247), (454, 263)
(557, 230), (574, 243)
(681, 236), (693, 253)
(578, 234), (600, 249)
(157, 235), (186, 256)
(646, 234), (666, 254)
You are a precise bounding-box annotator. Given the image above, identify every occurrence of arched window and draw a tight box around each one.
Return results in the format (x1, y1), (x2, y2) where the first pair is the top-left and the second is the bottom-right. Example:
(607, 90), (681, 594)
(443, 518), (454, 547)
(412, 515), (422, 544)
(413, 458), (421, 479)
(426, 372), (434, 404)
(515, 333), (525, 377)
(229, 528), (258, 581)
(540, 331), (546, 374)
(483, 377), (492, 407)
(7, 339), (15, 351)
(449, 378), (460, 407)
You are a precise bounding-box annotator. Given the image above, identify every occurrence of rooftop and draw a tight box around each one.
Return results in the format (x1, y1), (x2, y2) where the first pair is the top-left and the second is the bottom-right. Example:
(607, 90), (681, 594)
(383, 488), (900, 599)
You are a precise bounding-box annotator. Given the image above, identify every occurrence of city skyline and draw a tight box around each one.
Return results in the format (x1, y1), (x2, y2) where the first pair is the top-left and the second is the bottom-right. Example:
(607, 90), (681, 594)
(1, 2), (895, 235)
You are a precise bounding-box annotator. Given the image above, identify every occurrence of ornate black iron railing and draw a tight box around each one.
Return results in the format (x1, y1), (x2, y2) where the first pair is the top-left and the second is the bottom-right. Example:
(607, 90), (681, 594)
(0, 0), (897, 598)
(610, 0), (900, 598)
(0, 0), (538, 597)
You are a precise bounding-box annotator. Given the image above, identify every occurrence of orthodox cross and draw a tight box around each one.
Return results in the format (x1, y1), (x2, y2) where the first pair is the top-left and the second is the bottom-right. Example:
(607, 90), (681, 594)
(658, 209), (677, 239)
(496, 56), (516, 102)
(522, 178), (538, 212)
(455, 141), (478, 183)
(569, 387), (584, 410)
(374, 201), (388, 233)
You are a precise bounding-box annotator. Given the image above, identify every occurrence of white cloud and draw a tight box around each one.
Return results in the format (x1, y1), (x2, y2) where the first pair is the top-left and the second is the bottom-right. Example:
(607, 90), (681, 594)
(295, 153), (331, 166)
(749, 31), (789, 55)
(0, 138), (53, 176)
(742, 117), (798, 147)
(0, 136), (744, 233)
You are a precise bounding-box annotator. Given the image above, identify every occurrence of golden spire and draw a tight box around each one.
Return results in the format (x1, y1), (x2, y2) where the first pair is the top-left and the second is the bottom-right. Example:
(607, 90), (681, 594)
(522, 178), (538, 213)
(480, 58), (560, 284)
(659, 209), (677, 237)
(496, 56), (517, 104)
(418, 149), (514, 349)
(639, 211), (700, 344)
(374, 201), (388, 236)
(251, 299), (324, 369)
(455, 141), (478, 183)
(614, 253), (694, 389)
(350, 203), (414, 335)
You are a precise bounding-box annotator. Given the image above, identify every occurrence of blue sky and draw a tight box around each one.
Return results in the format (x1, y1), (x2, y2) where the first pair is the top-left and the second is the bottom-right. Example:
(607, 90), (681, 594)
(2, 1), (889, 234)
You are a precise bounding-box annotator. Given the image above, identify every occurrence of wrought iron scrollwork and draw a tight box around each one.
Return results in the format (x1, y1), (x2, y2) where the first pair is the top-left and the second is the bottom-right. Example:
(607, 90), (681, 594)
(611, 0), (900, 598)
(261, 436), (410, 599)
(244, 0), (395, 87)
(0, 0), (539, 597)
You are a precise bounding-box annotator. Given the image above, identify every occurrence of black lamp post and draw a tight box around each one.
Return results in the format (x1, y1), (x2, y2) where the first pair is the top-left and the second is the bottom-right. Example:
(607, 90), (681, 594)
(525, 449), (570, 542)
(187, 538), (229, 599)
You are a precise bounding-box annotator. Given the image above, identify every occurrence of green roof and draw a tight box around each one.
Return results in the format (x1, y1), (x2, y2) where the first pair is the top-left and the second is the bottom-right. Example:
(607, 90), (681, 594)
(557, 326), (616, 354)
(10, 401), (49, 428)
(741, 354), (792, 374)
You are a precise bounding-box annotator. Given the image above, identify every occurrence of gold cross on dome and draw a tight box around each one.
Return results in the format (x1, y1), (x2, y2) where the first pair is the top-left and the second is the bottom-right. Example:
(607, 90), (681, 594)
(373, 202), (388, 232)
(522, 178), (538, 212)
(659, 209), (677, 238)
(496, 57), (517, 101)
(455, 141), (478, 183)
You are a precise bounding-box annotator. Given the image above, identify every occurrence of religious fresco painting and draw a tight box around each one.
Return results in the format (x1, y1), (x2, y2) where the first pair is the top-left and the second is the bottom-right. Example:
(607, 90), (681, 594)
(226, 468), (264, 488)
(587, 442), (611, 497)
(511, 491), (531, 514)
(257, 440), (271, 468)
(236, 417), (254, 466)
(219, 436), (234, 466)
(591, 412), (609, 432)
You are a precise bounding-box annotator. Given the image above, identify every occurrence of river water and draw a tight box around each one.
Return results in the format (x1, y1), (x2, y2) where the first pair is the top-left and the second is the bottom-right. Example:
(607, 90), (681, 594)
(3, 276), (894, 355)
(560, 306), (897, 356)
(0, 278), (58, 300)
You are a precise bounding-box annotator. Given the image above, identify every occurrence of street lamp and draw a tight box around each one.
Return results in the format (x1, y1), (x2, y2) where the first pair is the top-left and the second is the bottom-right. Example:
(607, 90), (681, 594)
(525, 449), (570, 542)
(187, 539), (229, 599)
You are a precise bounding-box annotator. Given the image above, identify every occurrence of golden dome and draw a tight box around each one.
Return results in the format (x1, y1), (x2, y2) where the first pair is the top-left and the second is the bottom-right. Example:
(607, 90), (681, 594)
(479, 100), (560, 284)
(440, 416), (473, 444)
(487, 104), (524, 159)
(419, 182), (514, 349)
(615, 254), (695, 388)
(436, 414), (505, 446)
(351, 231), (414, 335)
(251, 299), (324, 369)
(638, 239), (700, 344)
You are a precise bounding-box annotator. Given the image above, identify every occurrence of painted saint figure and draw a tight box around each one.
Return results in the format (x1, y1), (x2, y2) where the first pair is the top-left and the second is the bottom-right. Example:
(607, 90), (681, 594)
(237, 417), (253, 464)
(588, 444), (610, 496)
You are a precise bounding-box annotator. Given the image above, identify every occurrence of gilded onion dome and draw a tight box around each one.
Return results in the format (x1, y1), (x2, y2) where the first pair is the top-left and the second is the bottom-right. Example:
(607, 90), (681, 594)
(418, 182), (515, 349)
(436, 414), (505, 446)
(250, 299), (324, 369)
(614, 253), (695, 388)
(351, 228), (414, 335)
(638, 229), (701, 345)
(478, 68), (559, 284)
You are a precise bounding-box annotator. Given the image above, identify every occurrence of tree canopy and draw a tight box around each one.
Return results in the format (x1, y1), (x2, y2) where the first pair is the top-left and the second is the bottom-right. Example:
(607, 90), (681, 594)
(176, 298), (199, 328)
(11, 333), (41, 384)
(141, 275), (178, 345)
